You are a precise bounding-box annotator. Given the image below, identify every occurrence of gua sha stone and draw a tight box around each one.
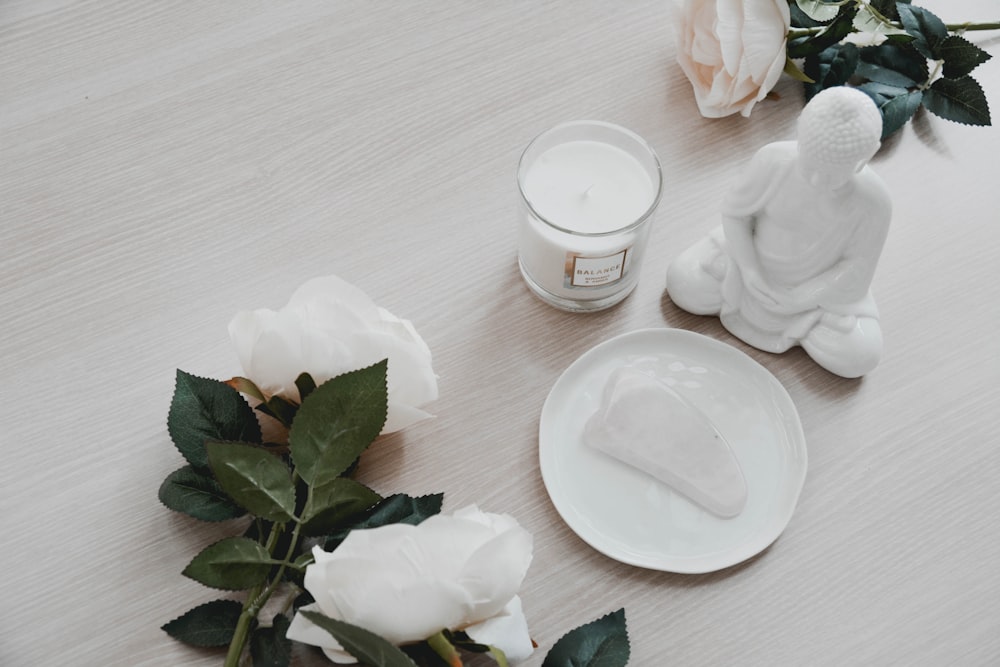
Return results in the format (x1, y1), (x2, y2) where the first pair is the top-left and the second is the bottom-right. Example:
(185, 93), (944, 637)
(583, 367), (747, 518)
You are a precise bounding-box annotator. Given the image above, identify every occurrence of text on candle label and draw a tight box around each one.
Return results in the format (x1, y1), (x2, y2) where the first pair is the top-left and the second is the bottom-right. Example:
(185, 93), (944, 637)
(567, 249), (629, 288)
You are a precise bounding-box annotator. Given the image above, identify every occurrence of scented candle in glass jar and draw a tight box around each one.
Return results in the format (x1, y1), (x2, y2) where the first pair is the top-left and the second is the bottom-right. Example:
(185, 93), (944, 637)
(517, 120), (662, 312)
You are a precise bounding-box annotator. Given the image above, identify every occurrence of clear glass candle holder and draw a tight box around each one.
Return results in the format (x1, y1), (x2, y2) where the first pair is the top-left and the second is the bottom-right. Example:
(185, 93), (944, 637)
(517, 120), (662, 312)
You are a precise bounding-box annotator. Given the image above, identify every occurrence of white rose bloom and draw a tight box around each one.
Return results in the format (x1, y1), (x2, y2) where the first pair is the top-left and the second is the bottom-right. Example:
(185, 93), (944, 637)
(286, 505), (535, 664)
(228, 275), (438, 434)
(671, 0), (791, 118)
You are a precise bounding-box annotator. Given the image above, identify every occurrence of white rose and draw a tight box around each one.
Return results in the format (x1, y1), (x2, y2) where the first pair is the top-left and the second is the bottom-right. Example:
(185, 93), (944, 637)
(228, 275), (438, 434)
(671, 0), (791, 118)
(286, 505), (535, 664)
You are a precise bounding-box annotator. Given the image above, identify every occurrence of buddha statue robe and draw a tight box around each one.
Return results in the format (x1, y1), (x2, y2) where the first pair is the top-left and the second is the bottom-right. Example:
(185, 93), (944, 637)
(666, 133), (892, 378)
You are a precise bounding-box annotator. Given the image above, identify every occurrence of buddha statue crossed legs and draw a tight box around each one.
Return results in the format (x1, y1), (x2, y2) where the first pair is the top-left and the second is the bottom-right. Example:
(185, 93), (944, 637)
(665, 87), (892, 378)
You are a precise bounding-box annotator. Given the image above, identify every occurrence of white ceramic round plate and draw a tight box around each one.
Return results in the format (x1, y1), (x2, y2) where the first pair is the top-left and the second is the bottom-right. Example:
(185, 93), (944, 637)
(539, 328), (807, 573)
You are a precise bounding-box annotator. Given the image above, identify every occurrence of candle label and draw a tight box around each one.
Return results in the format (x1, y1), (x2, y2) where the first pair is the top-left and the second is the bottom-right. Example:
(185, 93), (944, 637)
(566, 249), (629, 288)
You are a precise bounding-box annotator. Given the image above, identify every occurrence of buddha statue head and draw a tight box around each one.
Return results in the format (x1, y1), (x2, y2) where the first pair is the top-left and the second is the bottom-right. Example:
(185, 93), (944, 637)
(796, 86), (883, 189)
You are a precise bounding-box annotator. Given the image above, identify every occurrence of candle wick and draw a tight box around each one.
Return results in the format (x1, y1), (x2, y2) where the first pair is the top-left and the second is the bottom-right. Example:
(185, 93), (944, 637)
(582, 184), (595, 199)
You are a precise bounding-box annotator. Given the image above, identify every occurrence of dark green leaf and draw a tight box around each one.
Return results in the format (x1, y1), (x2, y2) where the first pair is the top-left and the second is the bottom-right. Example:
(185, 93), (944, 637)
(168, 370), (263, 468)
(324, 492), (444, 551)
(879, 89), (923, 138)
(937, 35), (993, 79)
(206, 441), (296, 523)
(288, 360), (388, 487)
(251, 614), (292, 667)
(871, 0), (907, 22)
(897, 3), (947, 59)
(858, 82), (923, 138)
(789, 4), (821, 29)
(158, 465), (245, 522)
(447, 631), (511, 664)
(858, 43), (928, 87)
(295, 372), (318, 402)
(542, 609), (630, 667)
(924, 76), (992, 126)
(884, 32), (916, 46)
(804, 44), (860, 100)
(162, 599), (244, 647)
(259, 394), (300, 427)
(299, 611), (419, 667)
(183, 537), (273, 590)
(787, 6), (858, 59)
(301, 477), (382, 537)
(879, 89), (924, 138)
(795, 0), (839, 23)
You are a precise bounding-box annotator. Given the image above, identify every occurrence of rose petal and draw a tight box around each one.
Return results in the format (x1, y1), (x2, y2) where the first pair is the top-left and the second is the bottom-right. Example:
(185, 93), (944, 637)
(228, 275), (437, 432)
(674, 0), (790, 118)
(465, 597), (534, 663)
(458, 525), (533, 620)
(297, 506), (534, 656)
(715, 0), (745, 76)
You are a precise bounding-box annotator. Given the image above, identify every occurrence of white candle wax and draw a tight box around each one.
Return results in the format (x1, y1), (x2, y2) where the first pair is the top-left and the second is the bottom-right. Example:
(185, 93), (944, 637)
(517, 126), (660, 311)
(522, 140), (656, 234)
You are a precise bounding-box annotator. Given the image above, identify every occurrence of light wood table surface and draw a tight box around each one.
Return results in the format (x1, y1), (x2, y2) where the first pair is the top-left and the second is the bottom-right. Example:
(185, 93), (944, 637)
(3, 2), (999, 665)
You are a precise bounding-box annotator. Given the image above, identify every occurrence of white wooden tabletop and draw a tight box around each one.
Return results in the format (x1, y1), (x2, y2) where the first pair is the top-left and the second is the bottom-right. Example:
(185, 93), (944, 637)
(3, 2), (999, 665)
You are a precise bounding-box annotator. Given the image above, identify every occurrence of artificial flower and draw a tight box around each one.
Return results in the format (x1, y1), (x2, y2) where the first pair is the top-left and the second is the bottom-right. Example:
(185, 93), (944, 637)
(286, 505), (534, 663)
(671, 0), (791, 117)
(228, 275), (437, 433)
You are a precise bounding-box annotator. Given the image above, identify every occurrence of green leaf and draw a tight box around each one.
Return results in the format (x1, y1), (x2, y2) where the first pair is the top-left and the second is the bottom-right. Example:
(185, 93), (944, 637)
(795, 0), (840, 23)
(295, 372), (318, 402)
(789, 4), (822, 30)
(258, 394), (300, 427)
(324, 492), (444, 551)
(299, 611), (419, 667)
(783, 57), (815, 84)
(937, 35), (993, 79)
(804, 44), (860, 99)
(183, 537), (273, 590)
(858, 82), (923, 138)
(787, 6), (858, 59)
(857, 43), (928, 87)
(162, 599), (244, 647)
(542, 609), (630, 667)
(870, 0), (908, 22)
(226, 376), (266, 403)
(168, 370), (262, 469)
(251, 614), (292, 667)
(924, 76), (992, 127)
(897, 3), (947, 59)
(879, 89), (923, 139)
(206, 441), (296, 523)
(288, 360), (388, 487)
(301, 477), (382, 537)
(158, 465), (246, 522)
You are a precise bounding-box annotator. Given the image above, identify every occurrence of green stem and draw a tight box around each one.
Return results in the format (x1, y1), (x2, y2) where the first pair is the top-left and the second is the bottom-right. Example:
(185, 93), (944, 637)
(223, 522), (287, 667)
(788, 21), (1000, 40)
(946, 22), (1000, 32)
(250, 520), (304, 612)
(427, 632), (462, 667)
(919, 59), (944, 91)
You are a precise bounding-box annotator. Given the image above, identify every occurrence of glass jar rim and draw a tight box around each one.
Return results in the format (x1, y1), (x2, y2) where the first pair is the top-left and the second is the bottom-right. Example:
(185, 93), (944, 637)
(516, 120), (663, 237)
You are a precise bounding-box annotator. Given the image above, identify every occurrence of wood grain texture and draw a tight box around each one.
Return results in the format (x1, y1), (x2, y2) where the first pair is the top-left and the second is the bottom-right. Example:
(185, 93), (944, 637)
(2, 2), (998, 665)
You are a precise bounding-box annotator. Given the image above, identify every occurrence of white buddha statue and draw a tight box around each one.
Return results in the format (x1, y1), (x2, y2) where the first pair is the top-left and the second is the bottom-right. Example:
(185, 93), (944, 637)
(665, 87), (892, 378)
